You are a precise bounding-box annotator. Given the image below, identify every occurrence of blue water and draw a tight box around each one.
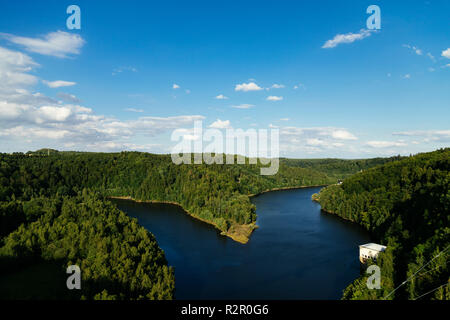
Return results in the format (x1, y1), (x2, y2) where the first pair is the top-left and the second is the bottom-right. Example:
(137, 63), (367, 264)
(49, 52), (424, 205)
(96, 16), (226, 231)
(112, 187), (370, 299)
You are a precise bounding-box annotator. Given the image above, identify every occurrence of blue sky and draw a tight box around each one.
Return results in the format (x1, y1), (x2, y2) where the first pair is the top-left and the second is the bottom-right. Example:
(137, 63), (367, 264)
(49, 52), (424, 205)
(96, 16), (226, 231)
(0, 0), (449, 158)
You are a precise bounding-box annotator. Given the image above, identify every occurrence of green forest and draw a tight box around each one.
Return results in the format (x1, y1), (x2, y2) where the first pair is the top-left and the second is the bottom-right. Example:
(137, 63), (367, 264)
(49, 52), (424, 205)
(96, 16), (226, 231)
(314, 148), (449, 300)
(0, 148), (442, 300)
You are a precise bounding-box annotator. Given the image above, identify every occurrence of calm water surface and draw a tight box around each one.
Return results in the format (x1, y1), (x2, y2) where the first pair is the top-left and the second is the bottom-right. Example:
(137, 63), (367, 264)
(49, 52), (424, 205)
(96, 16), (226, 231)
(112, 187), (370, 299)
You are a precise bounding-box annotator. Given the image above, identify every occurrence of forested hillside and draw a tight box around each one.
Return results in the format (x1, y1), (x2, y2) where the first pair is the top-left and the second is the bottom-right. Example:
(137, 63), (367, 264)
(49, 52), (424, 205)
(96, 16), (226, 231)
(0, 150), (404, 299)
(0, 191), (174, 299)
(314, 148), (449, 300)
(0, 151), (394, 243)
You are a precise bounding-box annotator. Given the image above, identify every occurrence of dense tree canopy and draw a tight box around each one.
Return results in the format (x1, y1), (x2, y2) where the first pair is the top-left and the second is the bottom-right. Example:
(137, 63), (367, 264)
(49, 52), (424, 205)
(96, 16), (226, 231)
(315, 148), (449, 300)
(0, 149), (418, 299)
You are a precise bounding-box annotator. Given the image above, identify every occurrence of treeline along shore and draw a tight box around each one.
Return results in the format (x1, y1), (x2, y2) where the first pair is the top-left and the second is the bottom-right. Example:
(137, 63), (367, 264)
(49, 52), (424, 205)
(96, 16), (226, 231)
(0, 149), (423, 299)
(313, 148), (449, 300)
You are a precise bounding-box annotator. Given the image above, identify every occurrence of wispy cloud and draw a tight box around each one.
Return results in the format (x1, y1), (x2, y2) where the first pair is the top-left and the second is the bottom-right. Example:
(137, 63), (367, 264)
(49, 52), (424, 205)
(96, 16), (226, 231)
(172, 83), (180, 89)
(322, 29), (374, 49)
(42, 80), (76, 88)
(1, 31), (85, 58)
(231, 103), (254, 109)
(366, 141), (407, 148)
(112, 66), (137, 76)
(393, 130), (450, 142)
(403, 44), (422, 55)
(270, 84), (285, 89)
(124, 108), (144, 113)
(209, 119), (231, 129)
(56, 92), (80, 103)
(266, 95), (283, 101)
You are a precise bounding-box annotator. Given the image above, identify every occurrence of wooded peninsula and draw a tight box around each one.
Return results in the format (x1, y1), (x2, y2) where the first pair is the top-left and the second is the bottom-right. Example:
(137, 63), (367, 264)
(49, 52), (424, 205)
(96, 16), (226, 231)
(0, 148), (447, 300)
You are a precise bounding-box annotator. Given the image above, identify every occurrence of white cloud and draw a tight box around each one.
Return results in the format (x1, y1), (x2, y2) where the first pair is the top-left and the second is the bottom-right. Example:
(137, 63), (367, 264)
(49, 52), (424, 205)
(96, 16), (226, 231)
(280, 118), (290, 121)
(42, 80), (76, 88)
(403, 74), (411, 79)
(215, 94), (228, 100)
(0, 46), (39, 89)
(366, 141), (407, 148)
(278, 126), (359, 156)
(393, 130), (450, 142)
(235, 82), (263, 92)
(306, 138), (326, 146)
(1, 31), (85, 58)
(172, 83), (180, 89)
(322, 29), (374, 49)
(0, 45), (206, 152)
(270, 84), (285, 89)
(231, 104), (254, 109)
(125, 108), (144, 113)
(442, 48), (450, 59)
(403, 44), (422, 55)
(209, 119), (231, 129)
(266, 95), (283, 101)
(331, 129), (358, 140)
(293, 83), (305, 90)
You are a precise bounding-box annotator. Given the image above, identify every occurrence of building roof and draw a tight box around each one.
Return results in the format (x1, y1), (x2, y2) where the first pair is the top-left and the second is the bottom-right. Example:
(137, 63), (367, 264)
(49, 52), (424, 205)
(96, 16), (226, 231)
(359, 243), (387, 252)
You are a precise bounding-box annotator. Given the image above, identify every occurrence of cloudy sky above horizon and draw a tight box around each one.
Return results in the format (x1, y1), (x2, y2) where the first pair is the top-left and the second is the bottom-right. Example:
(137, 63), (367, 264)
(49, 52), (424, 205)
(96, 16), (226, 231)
(0, 0), (449, 158)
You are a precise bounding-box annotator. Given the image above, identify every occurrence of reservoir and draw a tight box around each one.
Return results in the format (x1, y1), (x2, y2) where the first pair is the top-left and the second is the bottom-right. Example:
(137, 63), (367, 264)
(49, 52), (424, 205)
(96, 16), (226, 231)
(112, 187), (370, 299)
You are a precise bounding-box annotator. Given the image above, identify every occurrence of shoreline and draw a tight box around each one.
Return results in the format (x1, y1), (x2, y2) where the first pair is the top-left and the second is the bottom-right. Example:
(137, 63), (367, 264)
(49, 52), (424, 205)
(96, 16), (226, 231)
(249, 184), (328, 198)
(109, 185), (327, 245)
(108, 196), (256, 244)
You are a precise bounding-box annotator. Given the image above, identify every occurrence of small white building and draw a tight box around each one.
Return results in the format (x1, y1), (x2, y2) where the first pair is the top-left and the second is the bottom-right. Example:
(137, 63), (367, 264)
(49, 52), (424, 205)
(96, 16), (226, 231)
(359, 243), (387, 263)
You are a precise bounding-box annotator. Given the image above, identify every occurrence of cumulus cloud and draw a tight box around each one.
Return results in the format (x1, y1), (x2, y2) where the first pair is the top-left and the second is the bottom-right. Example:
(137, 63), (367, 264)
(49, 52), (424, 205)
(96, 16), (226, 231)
(0, 47), (39, 90)
(0, 46), (204, 152)
(322, 29), (374, 49)
(1, 31), (85, 58)
(266, 95), (283, 101)
(331, 129), (358, 140)
(209, 119), (231, 129)
(215, 94), (228, 100)
(235, 82), (263, 92)
(42, 80), (76, 88)
(442, 48), (450, 59)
